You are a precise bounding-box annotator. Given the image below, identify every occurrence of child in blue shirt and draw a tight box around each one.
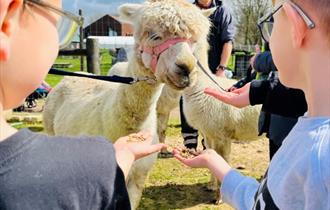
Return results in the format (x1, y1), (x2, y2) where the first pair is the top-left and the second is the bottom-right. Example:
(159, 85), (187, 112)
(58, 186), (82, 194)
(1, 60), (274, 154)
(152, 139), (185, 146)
(175, 0), (330, 209)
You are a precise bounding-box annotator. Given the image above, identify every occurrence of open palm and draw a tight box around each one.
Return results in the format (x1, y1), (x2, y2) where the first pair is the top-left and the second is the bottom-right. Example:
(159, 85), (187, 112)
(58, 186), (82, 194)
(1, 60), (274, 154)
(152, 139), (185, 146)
(114, 131), (166, 160)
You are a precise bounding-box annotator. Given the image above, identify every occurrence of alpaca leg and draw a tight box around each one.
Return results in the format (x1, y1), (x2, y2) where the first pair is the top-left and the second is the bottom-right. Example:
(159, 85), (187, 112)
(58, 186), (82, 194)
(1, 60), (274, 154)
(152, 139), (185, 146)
(156, 107), (172, 156)
(156, 86), (180, 157)
(126, 155), (157, 209)
(213, 139), (232, 204)
(126, 176), (145, 210)
(202, 137), (222, 204)
(204, 137), (219, 191)
(204, 137), (231, 204)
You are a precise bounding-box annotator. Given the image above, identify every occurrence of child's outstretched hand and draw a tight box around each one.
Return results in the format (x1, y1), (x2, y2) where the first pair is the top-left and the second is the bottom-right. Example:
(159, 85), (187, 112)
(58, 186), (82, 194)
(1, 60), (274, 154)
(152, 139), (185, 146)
(204, 82), (251, 108)
(114, 131), (166, 160)
(173, 148), (214, 168)
(173, 148), (232, 182)
(114, 131), (166, 179)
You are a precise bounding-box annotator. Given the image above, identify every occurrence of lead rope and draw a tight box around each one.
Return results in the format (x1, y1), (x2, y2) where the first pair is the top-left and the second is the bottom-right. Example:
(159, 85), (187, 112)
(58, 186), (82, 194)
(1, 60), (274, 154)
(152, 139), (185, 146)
(49, 68), (157, 85)
(196, 60), (227, 92)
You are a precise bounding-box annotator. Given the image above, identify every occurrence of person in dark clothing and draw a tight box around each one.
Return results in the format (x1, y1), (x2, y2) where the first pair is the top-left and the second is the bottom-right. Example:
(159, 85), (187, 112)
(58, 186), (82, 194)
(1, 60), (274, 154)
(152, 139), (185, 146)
(194, 0), (235, 76)
(211, 50), (308, 159)
(206, 1), (235, 76)
(0, 1), (166, 209)
(180, 0), (236, 150)
(113, 47), (128, 65)
(116, 48), (128, 62)
(229, 65), (256, 90)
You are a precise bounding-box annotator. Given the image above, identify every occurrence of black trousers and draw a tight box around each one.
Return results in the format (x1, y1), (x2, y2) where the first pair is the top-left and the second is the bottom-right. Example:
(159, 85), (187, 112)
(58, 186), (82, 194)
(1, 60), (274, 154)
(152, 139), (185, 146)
(269, 139), (281, 160)
(179, 97), (198, 148)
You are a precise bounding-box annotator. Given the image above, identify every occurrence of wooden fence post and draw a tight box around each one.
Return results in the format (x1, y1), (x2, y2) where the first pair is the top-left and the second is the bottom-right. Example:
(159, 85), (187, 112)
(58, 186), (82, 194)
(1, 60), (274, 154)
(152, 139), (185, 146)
(79, 9), (84, 72)
(86, 38), (100, 75)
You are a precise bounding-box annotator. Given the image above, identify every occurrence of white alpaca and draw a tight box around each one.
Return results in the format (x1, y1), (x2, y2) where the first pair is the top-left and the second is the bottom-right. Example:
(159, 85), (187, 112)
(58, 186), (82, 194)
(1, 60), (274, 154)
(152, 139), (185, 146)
(182, 70), (262, 195)
(153, 14), (262, 196)
(109, 63), (182, 156)
(156, 74), (261, 161)
(155, 62), (261, 199)
(43, 0), (212, 208)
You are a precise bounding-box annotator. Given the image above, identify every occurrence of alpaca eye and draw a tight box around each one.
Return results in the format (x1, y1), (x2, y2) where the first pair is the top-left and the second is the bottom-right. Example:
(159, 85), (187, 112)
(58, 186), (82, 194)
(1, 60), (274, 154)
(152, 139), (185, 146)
(149, 33), (162, 41)
(152, 36), (162, 41)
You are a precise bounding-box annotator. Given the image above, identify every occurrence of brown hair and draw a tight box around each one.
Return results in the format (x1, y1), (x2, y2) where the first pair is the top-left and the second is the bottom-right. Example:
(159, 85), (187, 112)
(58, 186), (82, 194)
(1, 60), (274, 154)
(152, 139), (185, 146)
(293, 0), (330, 42)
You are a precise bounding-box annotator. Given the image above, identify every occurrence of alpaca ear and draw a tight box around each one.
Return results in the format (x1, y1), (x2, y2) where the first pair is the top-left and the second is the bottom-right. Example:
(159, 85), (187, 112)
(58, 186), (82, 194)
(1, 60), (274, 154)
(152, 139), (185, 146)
(118, 4), (142, 24)
(201, 8), (216, 17)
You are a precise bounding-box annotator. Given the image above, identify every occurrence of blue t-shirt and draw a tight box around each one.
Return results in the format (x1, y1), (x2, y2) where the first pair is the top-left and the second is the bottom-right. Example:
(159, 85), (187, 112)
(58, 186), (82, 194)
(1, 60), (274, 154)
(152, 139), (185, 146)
(221, 116), (330, 210)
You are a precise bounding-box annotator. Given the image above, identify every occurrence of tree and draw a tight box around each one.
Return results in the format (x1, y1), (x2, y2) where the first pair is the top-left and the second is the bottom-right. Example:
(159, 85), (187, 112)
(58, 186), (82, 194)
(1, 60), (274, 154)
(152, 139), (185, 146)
(232, 0), (272, 47)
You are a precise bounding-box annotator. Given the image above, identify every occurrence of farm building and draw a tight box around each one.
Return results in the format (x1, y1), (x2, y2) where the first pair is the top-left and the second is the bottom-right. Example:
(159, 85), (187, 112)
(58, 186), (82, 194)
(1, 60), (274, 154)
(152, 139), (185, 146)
(84, 15), (133, 38)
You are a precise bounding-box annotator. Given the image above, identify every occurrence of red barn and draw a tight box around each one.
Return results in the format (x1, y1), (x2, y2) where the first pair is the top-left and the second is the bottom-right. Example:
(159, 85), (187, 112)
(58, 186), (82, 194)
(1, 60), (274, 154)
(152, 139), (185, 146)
(84, 15), (133, 38)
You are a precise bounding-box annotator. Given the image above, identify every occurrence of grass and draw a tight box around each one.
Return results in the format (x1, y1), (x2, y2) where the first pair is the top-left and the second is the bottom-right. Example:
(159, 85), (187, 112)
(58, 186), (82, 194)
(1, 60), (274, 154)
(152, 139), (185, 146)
(11, 122), (44, 132)
(46, 50), (239, 88)
(46, 49), (113, 87)
(11, 113), (268, 210)
(138, 158), (215, 210)
(165, 118), (182, 137)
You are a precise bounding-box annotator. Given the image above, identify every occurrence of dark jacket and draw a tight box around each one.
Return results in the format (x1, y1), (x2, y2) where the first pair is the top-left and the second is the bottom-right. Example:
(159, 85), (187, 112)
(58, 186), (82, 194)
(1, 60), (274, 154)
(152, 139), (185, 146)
(195, 1), (235, 73)
(208, 4), (235, 73)
(233, 66), (257, 89)
(249, 52), (308, 145)
(249, 52), (307, 118)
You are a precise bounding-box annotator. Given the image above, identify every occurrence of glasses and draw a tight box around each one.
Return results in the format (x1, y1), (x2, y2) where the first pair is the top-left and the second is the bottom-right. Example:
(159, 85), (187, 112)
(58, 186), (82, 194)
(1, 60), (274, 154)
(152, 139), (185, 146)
(24, 0), (84, 49)
(257, 0), (315, 43)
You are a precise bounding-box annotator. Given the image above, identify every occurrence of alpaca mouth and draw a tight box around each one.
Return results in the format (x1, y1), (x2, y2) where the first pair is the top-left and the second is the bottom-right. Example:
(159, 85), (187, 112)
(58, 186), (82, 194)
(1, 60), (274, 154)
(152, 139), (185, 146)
(166, 75), (190, 90)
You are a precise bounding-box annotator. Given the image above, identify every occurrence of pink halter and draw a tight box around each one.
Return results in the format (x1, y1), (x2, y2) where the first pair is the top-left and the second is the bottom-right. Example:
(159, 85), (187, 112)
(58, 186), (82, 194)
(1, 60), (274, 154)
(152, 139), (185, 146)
(139, 38), (191, 73)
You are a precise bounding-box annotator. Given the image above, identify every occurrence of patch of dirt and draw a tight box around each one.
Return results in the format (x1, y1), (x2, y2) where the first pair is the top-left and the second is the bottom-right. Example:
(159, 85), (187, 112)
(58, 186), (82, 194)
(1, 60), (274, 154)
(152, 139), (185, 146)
(139, 108), (269, 210)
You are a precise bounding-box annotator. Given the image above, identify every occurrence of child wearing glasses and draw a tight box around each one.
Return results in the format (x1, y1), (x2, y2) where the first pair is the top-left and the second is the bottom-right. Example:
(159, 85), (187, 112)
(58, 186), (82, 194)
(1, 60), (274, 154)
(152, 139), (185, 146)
(0, 0), (165, 209)
(175, 0), (330, 209)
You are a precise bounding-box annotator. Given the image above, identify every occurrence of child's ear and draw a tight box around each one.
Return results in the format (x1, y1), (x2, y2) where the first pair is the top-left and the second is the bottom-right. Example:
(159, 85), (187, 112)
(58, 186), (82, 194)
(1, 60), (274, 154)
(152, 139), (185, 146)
(283, 2), (308, 48)
(0, 0), (23, 61)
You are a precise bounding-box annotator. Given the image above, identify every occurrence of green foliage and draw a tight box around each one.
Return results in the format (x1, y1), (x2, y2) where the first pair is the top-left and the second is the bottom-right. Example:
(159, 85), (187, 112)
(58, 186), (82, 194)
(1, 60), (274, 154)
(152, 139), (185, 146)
(233, 0), (272, 46)
(12, 122), (44, 132)
(46, 49), (113, 87)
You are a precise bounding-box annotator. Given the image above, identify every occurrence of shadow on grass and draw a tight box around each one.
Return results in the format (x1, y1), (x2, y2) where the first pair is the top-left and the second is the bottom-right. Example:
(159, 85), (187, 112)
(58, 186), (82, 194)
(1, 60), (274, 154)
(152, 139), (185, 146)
(27, 126), (44, 132)
(138, 183), (217, 210)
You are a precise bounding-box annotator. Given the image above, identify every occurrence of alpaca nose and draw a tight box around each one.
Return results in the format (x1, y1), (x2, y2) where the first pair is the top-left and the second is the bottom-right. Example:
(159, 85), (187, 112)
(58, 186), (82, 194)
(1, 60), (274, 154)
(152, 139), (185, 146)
(175, 63), (190, 87)
(176, 64), (191, 77)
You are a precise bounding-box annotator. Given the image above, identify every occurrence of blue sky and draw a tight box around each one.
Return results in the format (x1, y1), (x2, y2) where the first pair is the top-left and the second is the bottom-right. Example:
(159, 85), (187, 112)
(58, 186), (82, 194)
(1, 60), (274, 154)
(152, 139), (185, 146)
(63, 0), (144, 26)
(63, 0), (202, 26)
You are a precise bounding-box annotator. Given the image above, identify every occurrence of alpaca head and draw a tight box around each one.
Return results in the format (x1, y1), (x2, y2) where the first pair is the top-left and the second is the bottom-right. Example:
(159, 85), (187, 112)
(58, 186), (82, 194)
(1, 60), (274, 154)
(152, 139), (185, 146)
(118, 0), (212, 90)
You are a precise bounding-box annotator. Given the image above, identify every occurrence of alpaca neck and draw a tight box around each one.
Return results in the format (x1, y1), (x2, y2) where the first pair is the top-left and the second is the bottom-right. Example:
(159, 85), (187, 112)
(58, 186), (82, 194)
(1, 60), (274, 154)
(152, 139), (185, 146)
(184, 40), (215, 97)
(185, 37), (227, 96)
(183, 70), (211, 98)
(106, 54), (163, 135)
